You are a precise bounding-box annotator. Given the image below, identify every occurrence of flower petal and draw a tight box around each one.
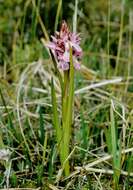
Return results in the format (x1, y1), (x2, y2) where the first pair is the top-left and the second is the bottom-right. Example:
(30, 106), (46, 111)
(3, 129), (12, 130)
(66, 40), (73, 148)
(58, 61), (69, 70)
(62, 51), (70, 62)
(51, 35), (58, 43)
(72, 43), (82, 53)
(46, 42), (56, 50)
(74, 60), (81, 70)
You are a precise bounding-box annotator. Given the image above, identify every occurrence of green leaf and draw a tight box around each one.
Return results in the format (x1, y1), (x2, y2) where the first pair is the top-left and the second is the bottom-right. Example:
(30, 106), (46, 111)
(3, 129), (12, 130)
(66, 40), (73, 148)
(65, 45), (75, 128)
(51, 78), (62, 145)
(62, 45), (75, 176)
(50, 51), (64, 96)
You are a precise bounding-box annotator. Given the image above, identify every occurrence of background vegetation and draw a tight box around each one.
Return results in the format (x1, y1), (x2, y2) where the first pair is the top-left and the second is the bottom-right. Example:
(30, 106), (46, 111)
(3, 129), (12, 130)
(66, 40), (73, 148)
(0, 0), (133, 189)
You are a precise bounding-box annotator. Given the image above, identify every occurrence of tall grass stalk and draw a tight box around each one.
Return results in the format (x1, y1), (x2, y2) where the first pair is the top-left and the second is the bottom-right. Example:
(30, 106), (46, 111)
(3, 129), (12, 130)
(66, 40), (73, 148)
(110, 100), (121, 190)
(32, 0), (49, 40)
(107, 0), (110, 76)
(73, 0), (78, 33)
(115, 0), (125, 76)
(54, 0), (62, 32)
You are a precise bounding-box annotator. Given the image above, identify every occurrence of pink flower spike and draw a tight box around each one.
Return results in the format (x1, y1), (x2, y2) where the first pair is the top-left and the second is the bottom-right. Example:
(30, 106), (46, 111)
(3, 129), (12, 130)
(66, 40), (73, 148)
(47, 21), (82, 71)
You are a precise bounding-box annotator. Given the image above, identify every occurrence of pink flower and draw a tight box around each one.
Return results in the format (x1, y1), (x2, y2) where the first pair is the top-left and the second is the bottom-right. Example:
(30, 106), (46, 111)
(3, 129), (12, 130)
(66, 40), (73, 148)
(47, 21), (82, 70)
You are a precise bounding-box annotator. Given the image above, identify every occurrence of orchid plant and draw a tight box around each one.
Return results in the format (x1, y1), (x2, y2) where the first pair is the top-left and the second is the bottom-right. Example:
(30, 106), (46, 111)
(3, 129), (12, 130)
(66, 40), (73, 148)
(47, 21), (82, 176)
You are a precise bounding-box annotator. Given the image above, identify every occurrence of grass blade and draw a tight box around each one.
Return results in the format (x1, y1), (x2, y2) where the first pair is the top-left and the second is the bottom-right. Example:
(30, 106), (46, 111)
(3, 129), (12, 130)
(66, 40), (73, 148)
(110, 100), (121, 189)
(51, 78), (62, 146)
(73, 0), (78, 33)
(39, 107), (45, 145)
(50, 51), (64, 95)
(54, 0), (62, 32)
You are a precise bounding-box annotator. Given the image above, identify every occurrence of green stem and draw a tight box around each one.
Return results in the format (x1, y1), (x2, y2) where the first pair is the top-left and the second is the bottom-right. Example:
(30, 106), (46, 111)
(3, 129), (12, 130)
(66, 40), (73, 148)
(61, 46), (74, 176)
(62, 70), (69, 123)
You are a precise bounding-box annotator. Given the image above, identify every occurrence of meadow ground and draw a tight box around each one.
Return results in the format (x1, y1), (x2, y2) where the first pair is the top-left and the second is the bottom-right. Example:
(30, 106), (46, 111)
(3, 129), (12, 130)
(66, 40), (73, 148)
(0, 0), (133, 189)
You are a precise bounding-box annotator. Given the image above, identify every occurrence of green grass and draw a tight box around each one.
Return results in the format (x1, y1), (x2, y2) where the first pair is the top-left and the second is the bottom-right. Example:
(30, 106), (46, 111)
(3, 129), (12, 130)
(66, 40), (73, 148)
(0, 0), (133, 189)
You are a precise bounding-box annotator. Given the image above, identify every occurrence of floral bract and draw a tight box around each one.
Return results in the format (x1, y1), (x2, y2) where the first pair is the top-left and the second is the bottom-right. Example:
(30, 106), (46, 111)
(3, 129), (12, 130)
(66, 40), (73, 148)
(47, 21), (82, 70)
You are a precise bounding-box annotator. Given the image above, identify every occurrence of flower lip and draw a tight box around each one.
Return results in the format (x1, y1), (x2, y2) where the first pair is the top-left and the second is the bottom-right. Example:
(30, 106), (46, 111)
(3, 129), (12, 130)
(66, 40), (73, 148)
(47, 21), (82, 70)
